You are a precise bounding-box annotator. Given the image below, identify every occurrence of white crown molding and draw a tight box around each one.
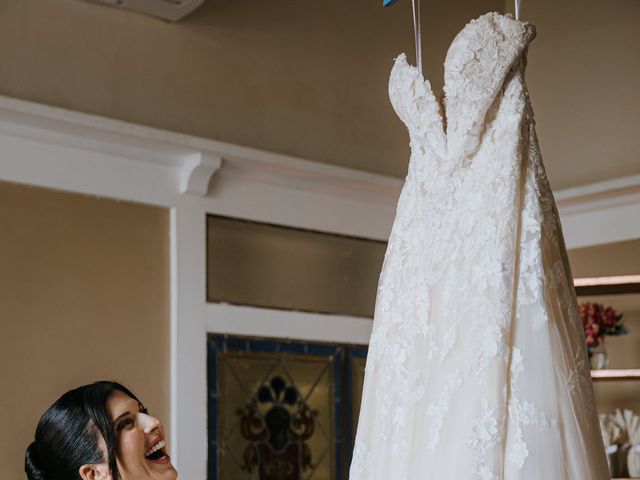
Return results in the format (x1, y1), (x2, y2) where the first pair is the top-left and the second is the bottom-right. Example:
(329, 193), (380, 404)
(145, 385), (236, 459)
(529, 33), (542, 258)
(0, 95), (402, 210)
(555, 174), (640, 248)
(205, 303), (373, 345)
(180, 152), (223, 196)
(555, 173), (640, 211)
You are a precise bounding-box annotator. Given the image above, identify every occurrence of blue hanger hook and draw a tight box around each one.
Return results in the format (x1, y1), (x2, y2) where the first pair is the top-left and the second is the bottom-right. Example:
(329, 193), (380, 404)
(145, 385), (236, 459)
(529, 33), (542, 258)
(383, 0), (400, 6)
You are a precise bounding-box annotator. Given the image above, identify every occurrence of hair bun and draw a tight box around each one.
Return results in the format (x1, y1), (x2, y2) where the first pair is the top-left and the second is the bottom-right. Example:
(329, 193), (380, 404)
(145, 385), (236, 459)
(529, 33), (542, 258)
(25, 442), (46, 480)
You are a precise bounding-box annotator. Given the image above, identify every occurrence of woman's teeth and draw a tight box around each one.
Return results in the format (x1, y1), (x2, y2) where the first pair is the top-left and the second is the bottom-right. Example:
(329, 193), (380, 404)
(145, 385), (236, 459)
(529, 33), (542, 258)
(145, 440), (166, 458)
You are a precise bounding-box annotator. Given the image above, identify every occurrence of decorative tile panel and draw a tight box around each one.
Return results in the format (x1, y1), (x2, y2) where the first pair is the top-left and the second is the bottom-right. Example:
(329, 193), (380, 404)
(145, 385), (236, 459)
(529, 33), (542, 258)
(208, 335), (367, 480)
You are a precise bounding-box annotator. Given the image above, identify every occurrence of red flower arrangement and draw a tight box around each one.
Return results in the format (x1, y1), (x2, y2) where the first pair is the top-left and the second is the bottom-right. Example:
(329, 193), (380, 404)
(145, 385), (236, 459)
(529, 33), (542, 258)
(579, 302), (628, 353)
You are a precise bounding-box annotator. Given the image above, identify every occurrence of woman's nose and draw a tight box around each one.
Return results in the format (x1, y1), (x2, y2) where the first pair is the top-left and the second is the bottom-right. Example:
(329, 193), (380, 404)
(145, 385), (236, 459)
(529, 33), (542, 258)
(141, 413), (161, 433)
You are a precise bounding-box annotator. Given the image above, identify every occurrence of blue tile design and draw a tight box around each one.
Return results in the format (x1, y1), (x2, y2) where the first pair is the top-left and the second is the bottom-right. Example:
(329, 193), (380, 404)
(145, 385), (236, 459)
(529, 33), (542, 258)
(248, 339), (278, 353)
(350, 347), (368, 360)
(207, 341), (218, 396)
(210, 336), (224, 352)
(335, 441), (343, 479)
(206, 336), (219, 480)
(307, 343), (337, 357)
(277, 342), (306, 354)
(224, 336), (248, 352)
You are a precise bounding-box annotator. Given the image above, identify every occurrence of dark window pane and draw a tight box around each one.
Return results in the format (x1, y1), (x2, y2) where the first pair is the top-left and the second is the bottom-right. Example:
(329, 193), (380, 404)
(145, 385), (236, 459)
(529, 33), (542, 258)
(206, 215), (386, 317)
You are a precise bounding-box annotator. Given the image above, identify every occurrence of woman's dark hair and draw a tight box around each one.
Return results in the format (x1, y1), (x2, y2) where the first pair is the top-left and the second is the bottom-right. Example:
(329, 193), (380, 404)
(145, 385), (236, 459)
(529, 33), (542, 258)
(25, 381), (141, 480)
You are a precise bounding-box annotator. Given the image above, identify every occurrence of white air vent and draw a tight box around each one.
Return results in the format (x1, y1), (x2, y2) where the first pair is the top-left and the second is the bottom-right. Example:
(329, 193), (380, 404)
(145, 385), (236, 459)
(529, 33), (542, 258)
(86, 0), (206, 21)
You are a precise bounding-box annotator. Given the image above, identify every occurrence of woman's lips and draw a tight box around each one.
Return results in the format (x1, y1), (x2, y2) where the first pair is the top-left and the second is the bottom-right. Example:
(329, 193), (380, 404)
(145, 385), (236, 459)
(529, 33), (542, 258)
(147, 452), (171, 465)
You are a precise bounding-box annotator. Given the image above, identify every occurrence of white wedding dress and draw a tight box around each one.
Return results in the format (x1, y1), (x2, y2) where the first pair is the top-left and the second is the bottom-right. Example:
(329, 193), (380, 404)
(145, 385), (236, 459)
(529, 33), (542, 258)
(349, 12), (609, 480)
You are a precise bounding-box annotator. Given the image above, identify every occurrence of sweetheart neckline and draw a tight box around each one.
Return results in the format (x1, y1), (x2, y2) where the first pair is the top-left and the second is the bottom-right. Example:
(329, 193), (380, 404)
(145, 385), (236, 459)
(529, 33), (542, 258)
(392, 11), (531, 106)
(390, 11), (534, 156)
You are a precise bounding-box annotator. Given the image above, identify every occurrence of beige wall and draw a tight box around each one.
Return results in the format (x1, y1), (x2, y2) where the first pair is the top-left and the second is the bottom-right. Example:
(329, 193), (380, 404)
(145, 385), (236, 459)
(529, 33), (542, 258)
(0, 1), (637, 189)
(0, 181), (170, 479)
(523, 0), (640, 189)
(569, 239), (640, 278)
(568, 239), (640, 414)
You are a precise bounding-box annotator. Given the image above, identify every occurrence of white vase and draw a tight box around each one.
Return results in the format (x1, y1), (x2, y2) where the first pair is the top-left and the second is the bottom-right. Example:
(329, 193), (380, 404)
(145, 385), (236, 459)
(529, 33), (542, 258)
(590, 343), (609, 370)
(628, 444), (640, 477)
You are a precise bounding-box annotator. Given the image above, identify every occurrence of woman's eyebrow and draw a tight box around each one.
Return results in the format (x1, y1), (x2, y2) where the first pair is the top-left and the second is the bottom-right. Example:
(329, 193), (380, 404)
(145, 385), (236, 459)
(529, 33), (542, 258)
(113, 411), (130, 422)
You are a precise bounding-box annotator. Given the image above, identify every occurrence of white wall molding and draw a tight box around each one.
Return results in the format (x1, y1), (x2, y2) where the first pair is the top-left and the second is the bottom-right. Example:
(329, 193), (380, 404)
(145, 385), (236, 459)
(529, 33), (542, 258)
(170, 205), (208, 479)
(205, 303), (373, 345)
(0, 95), (402, 209)
(555, 174), (640, 205)
(0, 94), (638, 479)
(555, 174), (640, 248)
(180, 153), (223, 196)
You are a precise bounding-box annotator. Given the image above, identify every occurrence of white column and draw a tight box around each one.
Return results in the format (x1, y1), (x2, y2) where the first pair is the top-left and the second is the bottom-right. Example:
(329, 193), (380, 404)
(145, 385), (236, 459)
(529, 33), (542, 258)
(170, 202), (208, 479)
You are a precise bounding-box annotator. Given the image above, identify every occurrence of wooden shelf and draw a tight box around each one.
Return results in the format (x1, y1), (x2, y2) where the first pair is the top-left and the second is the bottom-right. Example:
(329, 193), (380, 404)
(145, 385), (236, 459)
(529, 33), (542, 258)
(574, 274), (640, 296)
(591, 369), (640, 381)
(576, 282), (640, 296)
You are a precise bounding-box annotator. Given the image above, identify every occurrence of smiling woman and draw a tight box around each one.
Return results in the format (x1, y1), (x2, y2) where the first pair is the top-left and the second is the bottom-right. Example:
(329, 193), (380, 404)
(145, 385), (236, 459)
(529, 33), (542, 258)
(25, 381), (177, 480)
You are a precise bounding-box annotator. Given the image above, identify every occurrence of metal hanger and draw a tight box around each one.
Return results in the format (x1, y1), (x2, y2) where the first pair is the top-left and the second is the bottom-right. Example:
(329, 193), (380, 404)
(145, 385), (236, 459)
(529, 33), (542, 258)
(382, 0), (525, 75)
(383, 0), (422, 75)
